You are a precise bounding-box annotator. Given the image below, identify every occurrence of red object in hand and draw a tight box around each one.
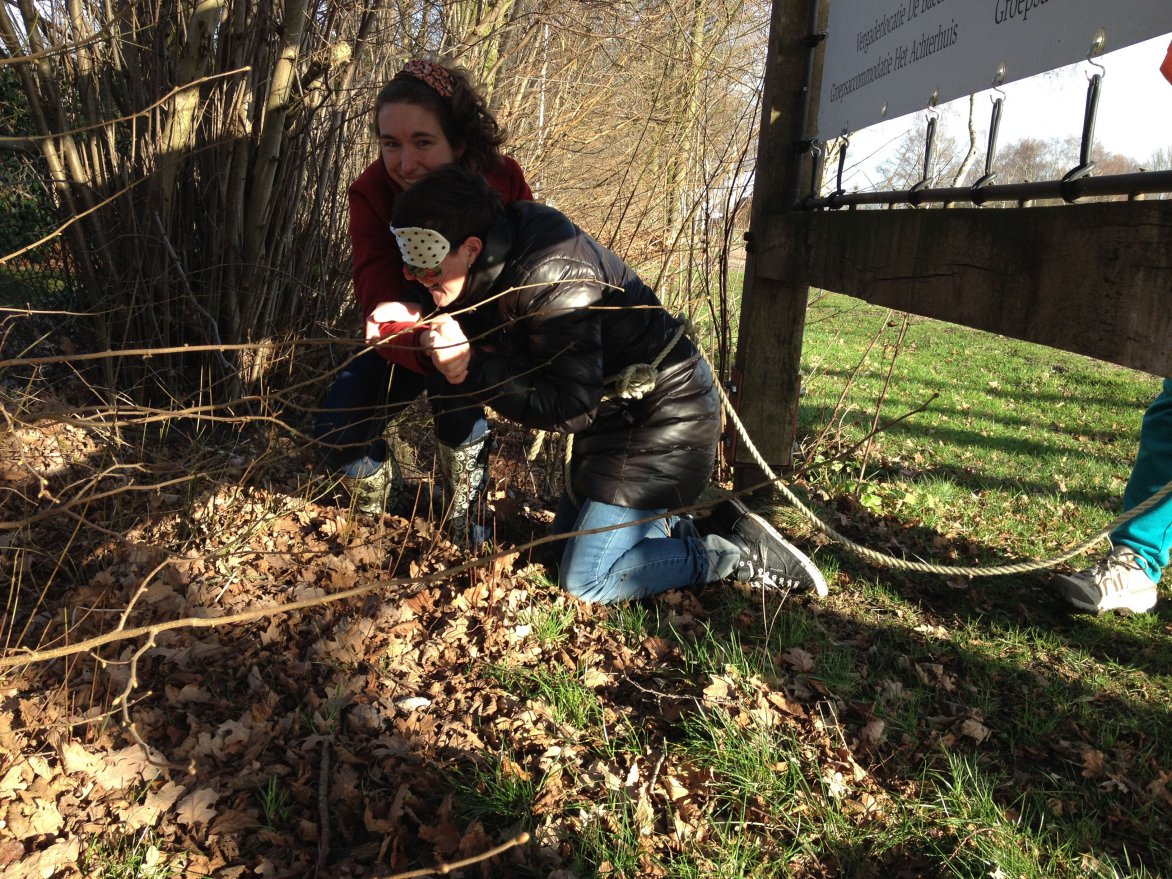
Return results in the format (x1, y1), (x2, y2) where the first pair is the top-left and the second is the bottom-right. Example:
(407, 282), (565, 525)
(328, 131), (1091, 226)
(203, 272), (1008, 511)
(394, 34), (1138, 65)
(376, 320), (431, 373)
(378, 320), (413, 339)
(1162, 39), (1172, 86)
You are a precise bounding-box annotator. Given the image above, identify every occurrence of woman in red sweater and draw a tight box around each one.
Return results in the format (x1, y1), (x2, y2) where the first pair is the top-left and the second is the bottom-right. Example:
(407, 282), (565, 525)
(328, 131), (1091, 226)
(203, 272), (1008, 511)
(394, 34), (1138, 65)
(314, 60), (532, 545)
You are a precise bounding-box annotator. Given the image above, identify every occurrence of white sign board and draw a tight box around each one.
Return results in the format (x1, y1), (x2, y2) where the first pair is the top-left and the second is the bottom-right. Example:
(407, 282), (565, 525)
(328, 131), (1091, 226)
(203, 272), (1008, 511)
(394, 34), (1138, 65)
(817, 0), (1172, 138)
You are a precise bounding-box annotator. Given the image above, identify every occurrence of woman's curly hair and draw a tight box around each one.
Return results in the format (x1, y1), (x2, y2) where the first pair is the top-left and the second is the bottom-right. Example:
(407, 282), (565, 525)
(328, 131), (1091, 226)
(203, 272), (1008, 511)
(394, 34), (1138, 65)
(375, 61), (507, 173)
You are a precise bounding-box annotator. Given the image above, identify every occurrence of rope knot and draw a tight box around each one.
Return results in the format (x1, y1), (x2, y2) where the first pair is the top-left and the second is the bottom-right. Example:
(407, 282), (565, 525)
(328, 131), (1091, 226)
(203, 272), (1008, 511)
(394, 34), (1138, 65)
(612, 363), (659, 400)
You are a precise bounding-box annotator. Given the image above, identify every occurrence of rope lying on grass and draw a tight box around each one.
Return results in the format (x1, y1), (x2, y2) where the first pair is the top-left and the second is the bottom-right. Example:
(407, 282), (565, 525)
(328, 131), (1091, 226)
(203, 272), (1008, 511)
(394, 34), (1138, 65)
(704, 345), (1172, 578)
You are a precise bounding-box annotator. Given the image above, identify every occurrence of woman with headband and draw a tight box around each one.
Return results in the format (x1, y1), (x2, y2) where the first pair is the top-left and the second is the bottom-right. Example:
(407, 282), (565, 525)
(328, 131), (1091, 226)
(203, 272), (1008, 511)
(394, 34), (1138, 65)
(391, 164), (828, 603)
(313, 60), (532, 546)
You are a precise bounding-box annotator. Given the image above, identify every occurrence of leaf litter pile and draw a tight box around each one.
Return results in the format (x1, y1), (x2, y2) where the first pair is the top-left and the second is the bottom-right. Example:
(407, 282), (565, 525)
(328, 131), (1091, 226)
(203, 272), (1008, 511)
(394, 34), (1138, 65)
(0, 362), (890, 879)
(3, 341), (1171, 877)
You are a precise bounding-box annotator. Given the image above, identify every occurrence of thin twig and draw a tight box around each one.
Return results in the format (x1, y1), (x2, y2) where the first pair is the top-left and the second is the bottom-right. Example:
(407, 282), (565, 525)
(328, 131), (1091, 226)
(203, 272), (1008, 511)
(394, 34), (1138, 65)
(371, 831), (530, 879)
(317, 738), (332, 871)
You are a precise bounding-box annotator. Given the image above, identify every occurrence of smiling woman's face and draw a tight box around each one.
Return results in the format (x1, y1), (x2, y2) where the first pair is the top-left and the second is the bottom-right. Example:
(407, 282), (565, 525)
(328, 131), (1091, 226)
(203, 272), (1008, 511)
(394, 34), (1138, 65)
(377, 102), (463, 190)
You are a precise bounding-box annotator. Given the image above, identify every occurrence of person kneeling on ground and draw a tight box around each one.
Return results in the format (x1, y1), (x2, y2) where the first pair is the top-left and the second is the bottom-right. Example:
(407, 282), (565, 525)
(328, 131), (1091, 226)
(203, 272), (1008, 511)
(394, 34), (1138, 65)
(389, 163), (827, 603)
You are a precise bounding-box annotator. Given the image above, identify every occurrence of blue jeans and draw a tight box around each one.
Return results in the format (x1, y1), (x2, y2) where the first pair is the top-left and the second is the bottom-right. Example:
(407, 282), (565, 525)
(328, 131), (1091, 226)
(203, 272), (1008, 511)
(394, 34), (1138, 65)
(551, 494), (714, 604)
(1112, 377), (1172, 583)
(313, 350), (487, 478)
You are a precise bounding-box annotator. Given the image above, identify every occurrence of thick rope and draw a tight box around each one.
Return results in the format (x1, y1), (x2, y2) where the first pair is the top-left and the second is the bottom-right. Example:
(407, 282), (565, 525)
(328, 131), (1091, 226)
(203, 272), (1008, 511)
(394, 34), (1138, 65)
(705, 349), (1172, 577)
(544, 310), (1168, 578)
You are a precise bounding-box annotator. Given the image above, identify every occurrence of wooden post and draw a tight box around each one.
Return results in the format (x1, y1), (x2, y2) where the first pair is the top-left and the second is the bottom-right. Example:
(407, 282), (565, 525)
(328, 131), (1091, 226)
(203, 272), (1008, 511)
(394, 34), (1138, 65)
(732, 0), (824, 494)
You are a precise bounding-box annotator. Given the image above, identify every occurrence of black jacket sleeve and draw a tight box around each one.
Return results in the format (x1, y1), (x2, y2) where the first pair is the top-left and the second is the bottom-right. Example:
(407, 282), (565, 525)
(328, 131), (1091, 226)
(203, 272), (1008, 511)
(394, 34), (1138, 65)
(463, 256), (607, 434)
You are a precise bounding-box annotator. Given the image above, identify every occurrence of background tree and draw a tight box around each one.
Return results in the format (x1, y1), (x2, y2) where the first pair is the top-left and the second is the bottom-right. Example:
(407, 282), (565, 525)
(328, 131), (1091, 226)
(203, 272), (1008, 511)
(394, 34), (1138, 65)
(0, 0), (769, 407)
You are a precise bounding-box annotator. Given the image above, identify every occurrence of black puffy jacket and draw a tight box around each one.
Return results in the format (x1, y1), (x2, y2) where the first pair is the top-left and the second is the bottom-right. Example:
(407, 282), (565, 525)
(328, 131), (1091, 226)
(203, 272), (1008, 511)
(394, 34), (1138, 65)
(451, 201), (721, 510)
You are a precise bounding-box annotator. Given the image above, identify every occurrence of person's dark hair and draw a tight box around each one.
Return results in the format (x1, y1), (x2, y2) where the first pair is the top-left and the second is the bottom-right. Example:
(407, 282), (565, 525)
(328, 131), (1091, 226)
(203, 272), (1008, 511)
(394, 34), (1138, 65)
(375, 60), (507, 173)
(392, 164), (504, 249)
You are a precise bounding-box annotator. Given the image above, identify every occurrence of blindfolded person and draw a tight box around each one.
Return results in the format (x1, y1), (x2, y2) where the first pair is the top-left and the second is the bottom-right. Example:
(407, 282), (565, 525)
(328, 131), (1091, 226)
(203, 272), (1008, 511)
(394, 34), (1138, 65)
(390, 163), (827, 603)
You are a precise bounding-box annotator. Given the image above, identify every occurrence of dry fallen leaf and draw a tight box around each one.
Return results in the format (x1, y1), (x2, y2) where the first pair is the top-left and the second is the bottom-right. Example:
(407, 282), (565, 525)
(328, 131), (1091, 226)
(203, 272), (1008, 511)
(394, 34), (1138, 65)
(781, 647), (815, 672)
(121, 780), (187, 831)
(703, 676), (731, 702)
(175, 787), (220, 827)
(959, 719), (992, 744)
(859, 719), (887, 748)
(94, 744), (163, 792)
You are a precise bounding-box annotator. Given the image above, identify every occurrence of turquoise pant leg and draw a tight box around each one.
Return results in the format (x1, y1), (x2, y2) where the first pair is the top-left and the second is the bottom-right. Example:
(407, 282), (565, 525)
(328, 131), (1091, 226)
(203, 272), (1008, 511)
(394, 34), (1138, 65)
(1112, 377), (1172, 584)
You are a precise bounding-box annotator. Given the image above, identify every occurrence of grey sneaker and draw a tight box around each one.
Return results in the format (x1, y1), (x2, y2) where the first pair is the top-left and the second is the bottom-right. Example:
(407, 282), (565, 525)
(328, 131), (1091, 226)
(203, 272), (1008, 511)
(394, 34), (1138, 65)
(711, 498), (828, 596)
(1054, 546), (1158, 613)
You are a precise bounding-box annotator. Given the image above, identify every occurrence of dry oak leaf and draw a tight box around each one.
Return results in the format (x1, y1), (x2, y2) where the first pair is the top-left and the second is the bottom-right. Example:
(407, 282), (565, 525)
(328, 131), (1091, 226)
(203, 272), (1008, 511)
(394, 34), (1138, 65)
(702, 676), (732, 702)
(5, 798), (65, 838)
(959, 719), (992, 744)
(0, 765), (26, 793)
(859, 719), (887, 748)
(0, 836), (79, 879)
(581, 667), (609, 689)
(0, 838), (24, 868)
(417, 799), (461, 856)
(1147, 771), (1172, 808)
(93, 744), (163, 792)
(1080, 746), (1107, 779)
(174, 787), (219, 827)
(119, 780), (186, 831)
(642, 636), (673, 660)
(781, 647), (815, 672)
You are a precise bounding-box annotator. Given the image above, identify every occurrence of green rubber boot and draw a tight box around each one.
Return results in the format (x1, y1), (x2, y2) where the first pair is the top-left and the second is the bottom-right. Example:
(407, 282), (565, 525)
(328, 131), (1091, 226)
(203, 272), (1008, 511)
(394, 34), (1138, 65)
(338, 455), (407, 518)
(436, 432), (493, 548)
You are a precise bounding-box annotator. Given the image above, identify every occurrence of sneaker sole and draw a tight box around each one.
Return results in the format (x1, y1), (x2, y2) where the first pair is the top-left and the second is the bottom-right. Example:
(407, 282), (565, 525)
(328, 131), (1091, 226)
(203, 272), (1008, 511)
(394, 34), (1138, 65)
(716, 499), (829, 597)
(1053, 573), (1158, 614)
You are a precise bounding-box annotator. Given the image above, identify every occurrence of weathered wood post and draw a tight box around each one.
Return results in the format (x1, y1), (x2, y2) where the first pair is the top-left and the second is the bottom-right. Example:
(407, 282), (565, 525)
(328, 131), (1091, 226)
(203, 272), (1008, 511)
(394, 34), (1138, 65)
(731, 0), (824, 494)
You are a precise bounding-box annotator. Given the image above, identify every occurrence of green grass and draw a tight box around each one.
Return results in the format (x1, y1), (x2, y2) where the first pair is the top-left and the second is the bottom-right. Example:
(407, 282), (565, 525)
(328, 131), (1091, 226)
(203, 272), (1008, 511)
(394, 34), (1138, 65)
(517, 595), (578, 645)
(79, 828), (172, 879)
(581, 291), (1171, 877)
(486, 662), (604, 734)
(455, 747), (545, 835)
(792, 292), (1162, 560)
(257, 775), (292, 830)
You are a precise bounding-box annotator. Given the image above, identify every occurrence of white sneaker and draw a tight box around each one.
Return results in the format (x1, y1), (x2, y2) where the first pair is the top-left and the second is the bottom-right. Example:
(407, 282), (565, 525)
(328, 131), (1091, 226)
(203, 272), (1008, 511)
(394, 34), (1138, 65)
(1054, 546), (1159, 614)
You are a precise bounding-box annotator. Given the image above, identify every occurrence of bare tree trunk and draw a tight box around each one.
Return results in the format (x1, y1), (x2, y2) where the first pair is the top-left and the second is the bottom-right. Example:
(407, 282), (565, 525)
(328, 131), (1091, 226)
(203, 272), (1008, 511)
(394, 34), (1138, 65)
(1, 0), (768, 411)
(951, 94), (980, 186)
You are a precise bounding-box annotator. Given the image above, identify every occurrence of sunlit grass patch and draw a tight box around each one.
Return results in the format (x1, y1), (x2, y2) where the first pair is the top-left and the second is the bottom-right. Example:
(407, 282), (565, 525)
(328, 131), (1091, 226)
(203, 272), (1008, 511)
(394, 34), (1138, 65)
(517, 597), (577, 646)
(79, 828), (173, 879)
(455, 747), (545, 835)
(486, 662), (604, 733)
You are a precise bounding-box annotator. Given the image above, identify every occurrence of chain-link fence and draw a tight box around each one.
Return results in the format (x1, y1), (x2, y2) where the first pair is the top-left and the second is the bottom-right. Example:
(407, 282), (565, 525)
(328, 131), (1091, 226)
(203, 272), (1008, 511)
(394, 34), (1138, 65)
(0, 146), (76, 309)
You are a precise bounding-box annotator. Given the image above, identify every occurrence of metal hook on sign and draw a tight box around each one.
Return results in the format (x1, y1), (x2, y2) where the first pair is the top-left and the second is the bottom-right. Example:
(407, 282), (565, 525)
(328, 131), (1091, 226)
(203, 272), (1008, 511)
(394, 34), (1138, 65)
(806, 139), (823, 206)
(972, 99), (1003, 202)
(1060, 59), (1103, 203)
(1085, 27), (1107, 80)
(990, 61), (1007, 97)
(910, 94), (939, 204)
(828, 135), (849, 209)
(973, 63), (1008, 203)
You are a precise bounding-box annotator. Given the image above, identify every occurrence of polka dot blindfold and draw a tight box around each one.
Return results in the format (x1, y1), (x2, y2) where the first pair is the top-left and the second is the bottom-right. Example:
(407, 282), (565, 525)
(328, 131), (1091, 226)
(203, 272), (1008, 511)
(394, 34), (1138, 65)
(390, 226), (451, 278)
